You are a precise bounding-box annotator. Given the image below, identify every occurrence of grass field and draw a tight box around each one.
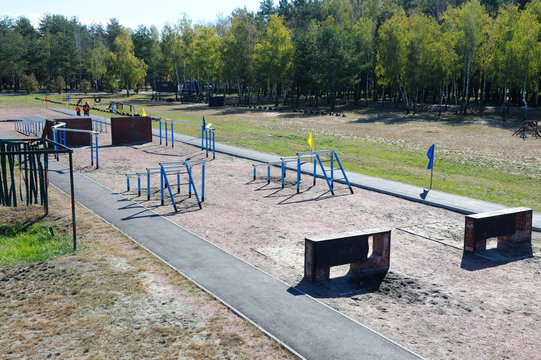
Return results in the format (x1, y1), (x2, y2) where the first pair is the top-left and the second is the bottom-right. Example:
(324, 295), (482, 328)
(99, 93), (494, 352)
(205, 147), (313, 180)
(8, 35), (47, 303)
(3, 93), (539, 212)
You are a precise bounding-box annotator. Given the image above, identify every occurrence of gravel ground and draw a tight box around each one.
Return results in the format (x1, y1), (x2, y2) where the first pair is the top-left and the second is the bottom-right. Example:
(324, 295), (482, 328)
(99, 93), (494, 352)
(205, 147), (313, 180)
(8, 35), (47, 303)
(1, 105), (540, 360)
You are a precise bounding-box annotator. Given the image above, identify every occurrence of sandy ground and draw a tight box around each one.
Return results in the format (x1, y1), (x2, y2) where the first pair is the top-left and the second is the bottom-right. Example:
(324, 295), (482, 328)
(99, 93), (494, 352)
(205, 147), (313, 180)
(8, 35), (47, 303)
(1, 106), (541, 360)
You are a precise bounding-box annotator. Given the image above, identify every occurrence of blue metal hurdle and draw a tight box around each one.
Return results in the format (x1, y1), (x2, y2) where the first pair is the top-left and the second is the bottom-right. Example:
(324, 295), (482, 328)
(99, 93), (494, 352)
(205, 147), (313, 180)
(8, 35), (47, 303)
(252, 150), (353, 195)
(126, 160), (206, 212)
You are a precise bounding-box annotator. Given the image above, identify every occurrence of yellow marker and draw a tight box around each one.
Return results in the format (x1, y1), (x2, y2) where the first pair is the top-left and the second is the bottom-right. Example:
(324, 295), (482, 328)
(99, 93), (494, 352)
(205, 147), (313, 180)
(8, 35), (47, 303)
(307, 131), (313, 151)
(141, 107), (147, 116)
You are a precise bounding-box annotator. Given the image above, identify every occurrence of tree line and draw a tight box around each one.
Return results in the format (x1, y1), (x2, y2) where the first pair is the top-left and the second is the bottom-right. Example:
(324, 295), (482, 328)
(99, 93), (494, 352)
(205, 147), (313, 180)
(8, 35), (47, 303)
(1, 0), (540, 115)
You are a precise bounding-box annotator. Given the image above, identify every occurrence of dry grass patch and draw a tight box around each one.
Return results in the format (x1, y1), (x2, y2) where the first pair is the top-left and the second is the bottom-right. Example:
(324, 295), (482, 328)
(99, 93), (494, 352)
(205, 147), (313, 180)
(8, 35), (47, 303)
(0, 186), (296, 360)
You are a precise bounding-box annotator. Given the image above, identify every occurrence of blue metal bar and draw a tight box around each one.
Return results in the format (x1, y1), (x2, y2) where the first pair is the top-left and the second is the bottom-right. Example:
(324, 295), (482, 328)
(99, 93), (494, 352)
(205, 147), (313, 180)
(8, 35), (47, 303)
(147, 170), (151, 200)
(313, 159), (317, 185)
(330, 152), (334, 189)
(212, 129), (215, 159)
(201, 163), (205, 201)
(267, 164), (270, 184)
(96, 134), (99, 168)
(126, 175), (130, 191)
(160, 166), (164, 205)
(160, 165), (178, 212)
(185, 163), (202, 209)
(177, 173), (180, 193)
(201, 116), (205, 149)
(297, 156), (301, 193)
(315, 153), (334, 195)
(137, 175), (141, 196)
(165, 121), (168, 147)
(159, 119), (162, 145)
(171, 122), (174, 148)
(90, 133), (94, 166)
(281, 161), (285, 188)
(333, 152), (354, 194)
(205, 129), (209, 157)
(253, 166), (256, 180)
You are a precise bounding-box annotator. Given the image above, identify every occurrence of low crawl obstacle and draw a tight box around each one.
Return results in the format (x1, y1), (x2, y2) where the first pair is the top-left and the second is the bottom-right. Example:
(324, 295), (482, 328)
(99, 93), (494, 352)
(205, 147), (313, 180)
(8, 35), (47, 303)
(125, 160), (206, 212)
(252, 150), (353, 195)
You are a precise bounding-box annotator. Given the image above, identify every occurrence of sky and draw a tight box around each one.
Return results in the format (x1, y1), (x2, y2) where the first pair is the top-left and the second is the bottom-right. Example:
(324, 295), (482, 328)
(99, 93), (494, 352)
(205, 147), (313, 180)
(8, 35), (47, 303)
(3, 0), (276, 30)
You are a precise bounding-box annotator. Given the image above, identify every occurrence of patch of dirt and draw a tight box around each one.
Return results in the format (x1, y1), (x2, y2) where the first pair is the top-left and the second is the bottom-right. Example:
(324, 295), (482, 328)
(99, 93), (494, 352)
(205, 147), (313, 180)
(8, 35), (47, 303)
(1, 105), (541, 360)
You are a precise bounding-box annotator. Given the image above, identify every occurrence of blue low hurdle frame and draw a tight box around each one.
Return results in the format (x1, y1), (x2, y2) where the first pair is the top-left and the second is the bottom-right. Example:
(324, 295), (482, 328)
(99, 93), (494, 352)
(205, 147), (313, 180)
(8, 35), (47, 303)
(159, 160), (206, 212)
(252, 150), (353, 195)
(51, 122), (99, 168)
(14, 118), (45, 136)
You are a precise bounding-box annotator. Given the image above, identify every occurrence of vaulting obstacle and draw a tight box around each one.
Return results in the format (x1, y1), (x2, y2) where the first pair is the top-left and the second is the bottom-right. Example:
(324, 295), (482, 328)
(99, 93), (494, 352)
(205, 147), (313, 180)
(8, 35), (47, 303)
(252, 150), (353, 195)
(125, 160), (206, 212)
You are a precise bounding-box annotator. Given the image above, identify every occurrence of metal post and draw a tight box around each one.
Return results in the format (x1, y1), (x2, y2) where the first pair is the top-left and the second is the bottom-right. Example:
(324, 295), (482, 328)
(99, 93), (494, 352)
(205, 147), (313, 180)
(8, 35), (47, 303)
(253, 165), (256, 181)
(205, 129), (209, 157)
(147, 170), (151, 200)
(297, 156), (301, 193)
(90, 133), (94, 166)
(165, 121), (168, 147)
(201, 163), (205, 202)
(201, 117), (205, 149)
(212, 129), (215, 159)
(137, 175), (141, 196)
(68, 151), (77, 251)
(313, 159), (316, 185)
(331, 152), (334, 189)
(177, 172), (180, 194)
(159, 119), (162, 145)
(281, 161), (285, 189)
(267, 164), (270, 184)
(44, 154), (49, 215)
(95, 135), (99, 169)
(171, 122), (175, 148)
(127, 175), (130, 191)
(160, 166), (164, 205)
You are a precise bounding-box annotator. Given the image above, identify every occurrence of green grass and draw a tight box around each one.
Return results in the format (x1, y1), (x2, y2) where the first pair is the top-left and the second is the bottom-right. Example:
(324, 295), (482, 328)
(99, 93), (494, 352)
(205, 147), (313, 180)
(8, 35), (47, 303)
(0, 221), (73, 266)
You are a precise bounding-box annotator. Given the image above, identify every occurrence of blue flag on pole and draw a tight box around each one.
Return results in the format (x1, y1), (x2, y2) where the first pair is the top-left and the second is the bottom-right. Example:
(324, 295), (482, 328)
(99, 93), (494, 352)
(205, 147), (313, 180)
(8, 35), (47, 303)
(427, 144), (435, 169)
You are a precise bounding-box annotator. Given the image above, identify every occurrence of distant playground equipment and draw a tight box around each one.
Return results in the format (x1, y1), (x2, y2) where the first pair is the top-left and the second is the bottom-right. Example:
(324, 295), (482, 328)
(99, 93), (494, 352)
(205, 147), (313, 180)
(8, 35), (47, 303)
(252, 150), (353, 195)
(0, 138), (78, 249)
(125, 160), (206, 212)
(513, 120), (540, 139)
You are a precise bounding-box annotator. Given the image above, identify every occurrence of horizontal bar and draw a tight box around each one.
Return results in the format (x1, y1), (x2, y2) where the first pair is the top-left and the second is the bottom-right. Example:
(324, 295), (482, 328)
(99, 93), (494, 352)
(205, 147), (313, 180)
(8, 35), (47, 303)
(297, 150), (335, 156)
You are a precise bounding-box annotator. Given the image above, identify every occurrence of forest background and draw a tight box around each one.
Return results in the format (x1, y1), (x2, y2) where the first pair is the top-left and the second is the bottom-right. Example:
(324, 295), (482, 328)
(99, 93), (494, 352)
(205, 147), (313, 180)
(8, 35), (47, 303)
(1, 0), (540, 115)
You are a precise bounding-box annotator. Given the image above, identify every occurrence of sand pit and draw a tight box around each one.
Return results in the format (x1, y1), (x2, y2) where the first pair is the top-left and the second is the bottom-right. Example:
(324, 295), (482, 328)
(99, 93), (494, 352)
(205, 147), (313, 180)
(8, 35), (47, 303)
(1, 107), (540, 360)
